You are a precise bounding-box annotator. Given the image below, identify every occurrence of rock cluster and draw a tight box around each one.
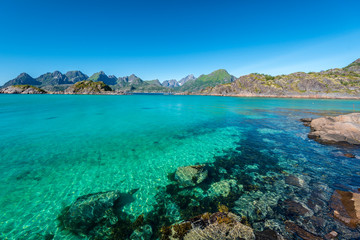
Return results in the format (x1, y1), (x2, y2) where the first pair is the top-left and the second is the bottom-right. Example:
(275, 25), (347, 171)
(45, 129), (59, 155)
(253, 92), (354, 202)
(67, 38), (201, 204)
(305, 113), (360, 145)
(161, 211), (255, 240)
(0, 85), (47, 94)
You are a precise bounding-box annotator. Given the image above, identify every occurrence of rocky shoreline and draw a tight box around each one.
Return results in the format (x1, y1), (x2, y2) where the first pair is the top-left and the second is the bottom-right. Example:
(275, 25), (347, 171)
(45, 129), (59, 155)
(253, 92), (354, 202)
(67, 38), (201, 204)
(2, 89), (360, 100)
(302, 113), (360, 145)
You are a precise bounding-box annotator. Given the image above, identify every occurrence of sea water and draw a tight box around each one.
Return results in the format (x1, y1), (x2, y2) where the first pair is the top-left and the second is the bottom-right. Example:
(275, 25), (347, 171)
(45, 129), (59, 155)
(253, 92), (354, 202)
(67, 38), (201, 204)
(1, 95), (360, 239)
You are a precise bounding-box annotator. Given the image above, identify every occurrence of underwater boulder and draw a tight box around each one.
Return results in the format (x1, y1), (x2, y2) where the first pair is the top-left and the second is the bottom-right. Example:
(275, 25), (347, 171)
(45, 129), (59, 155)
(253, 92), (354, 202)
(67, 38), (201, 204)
(285, 175), (305, 188)
(130, 225), (153, 240)
(284, 199), (313, 218)
(175, 165), (208, 187)
(207, 179), (241, 198)
(58, 190), (121, 235)
(307, 113), (360, 145)
(330, 189), (360, 228)
(285, 221), (323, 240)
(161, 211), (255, 240)
(130, 224), (153, 240)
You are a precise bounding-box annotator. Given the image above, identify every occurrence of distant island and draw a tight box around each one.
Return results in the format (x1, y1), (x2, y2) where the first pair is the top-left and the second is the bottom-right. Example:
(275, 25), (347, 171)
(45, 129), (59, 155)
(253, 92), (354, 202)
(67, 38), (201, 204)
(1, 58), (360, 98)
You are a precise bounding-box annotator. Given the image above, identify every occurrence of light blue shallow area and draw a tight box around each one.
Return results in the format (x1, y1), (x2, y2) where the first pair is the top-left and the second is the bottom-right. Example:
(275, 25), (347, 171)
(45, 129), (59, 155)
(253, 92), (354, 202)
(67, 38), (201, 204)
(0, 94), (360, 239)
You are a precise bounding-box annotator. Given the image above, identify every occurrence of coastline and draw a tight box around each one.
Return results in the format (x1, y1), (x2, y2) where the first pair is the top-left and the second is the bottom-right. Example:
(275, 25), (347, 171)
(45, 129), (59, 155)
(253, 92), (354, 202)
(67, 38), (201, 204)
(1, 91), (360, 99)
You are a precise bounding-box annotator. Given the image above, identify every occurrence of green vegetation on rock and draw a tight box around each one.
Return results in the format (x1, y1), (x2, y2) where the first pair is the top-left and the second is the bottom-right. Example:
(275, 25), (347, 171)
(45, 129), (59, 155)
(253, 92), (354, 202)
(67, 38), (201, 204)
(64, 80), (112, 94)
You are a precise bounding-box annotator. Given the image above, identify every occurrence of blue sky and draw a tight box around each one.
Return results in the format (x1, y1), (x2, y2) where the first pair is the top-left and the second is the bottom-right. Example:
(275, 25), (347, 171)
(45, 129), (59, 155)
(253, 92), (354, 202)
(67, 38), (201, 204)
(0, 0), (360, 84)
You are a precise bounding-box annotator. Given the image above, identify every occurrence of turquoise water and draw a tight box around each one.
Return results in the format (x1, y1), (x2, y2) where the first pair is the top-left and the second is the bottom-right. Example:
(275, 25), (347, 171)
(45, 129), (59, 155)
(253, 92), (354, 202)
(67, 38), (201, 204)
(1, 95), (360, 239)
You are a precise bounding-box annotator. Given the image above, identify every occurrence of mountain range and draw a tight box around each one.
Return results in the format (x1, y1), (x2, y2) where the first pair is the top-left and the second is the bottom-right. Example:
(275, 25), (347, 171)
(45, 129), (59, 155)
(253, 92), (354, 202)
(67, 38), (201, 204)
(1, 58), (360, 97)
(1, 70), (200, 92)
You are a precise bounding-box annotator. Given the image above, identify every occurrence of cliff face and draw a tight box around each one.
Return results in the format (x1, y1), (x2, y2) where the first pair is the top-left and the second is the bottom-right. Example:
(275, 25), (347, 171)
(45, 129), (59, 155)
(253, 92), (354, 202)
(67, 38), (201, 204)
(201, 62), (360, 97)
(0, 85), (47, 94)
(64, 80), (112, 94)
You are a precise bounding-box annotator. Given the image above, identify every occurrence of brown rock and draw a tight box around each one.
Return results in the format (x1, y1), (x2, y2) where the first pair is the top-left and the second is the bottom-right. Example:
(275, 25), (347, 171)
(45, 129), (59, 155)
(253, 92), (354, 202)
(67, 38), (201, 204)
(330, 190), (360, 228)
(284, 200), (313, 217)
(325, 231), (338, 240)
(344, 153), (356, 158)
(255, 229), (284, 240)
(285, 221), (322, 240)
(285, 175), (304, 187)
(307, 113), (360, 145)
(300, 118), (313, 127)
(162, 211), (255, 240)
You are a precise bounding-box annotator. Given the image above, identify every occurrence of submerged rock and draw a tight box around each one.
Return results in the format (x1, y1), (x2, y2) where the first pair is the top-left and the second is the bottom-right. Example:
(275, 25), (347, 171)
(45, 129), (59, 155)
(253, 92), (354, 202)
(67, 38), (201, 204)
(255, 229), (284, 240)
(284, 200), (313, 217)
(325, 231), (338, 240)
(344, 153), (356, 158)
(58, 190), (121, 235)
(161, 211), (255, 240)
(285, 175), (305, 188)
(130, 224), (152, 240)
(207, 179), (241, 198)
(175, 165), (208, 187)
(285, 221), (322, 240)
(330, 189), (360, 228)
(307, 113), (360, 145)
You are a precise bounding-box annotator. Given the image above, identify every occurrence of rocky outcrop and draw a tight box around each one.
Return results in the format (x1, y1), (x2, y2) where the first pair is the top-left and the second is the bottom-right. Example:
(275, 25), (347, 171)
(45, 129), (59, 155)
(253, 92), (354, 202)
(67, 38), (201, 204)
(64, 80), (113, 94)
(300, 118), (313, 127)
(199, 59), (360, 97)
(307, 113), (360, 145)
(175, 165), (208, 187)
(330, 190), (360, 228)
(59, 190), (122, 235)
(161, 211), (255, 240)
(343, 58), (360, 74)
(0, 85), (47, 94)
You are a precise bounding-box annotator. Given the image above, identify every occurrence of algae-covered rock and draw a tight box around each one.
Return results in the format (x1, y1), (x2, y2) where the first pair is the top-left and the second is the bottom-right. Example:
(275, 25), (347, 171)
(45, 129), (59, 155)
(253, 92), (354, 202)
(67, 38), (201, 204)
(58, 190), (121, 235)
(162, 211), (255, 240)
(308, 113), (360, 145)
(175, 165), (208, 187)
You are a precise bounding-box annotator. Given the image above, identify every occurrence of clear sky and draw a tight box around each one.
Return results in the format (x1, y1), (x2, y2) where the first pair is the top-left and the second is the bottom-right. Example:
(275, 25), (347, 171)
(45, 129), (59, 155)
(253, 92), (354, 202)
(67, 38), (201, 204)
(0, 0), (360, 84)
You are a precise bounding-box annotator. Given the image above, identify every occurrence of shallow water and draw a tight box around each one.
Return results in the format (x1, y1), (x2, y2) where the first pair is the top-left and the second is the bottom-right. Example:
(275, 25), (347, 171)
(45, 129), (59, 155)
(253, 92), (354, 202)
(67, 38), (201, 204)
(1, 95), (360, 239)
